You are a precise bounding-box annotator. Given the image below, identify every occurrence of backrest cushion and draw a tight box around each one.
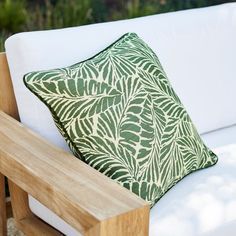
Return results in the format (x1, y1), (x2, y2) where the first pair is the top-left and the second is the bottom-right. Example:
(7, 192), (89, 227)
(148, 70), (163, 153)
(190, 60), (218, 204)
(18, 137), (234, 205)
(5, 3), (236, 151)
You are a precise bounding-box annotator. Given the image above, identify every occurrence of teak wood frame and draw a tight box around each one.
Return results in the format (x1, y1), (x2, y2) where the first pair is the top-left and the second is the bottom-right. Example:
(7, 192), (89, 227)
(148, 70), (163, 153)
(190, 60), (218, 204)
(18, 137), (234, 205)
(0, 52), (150, 236)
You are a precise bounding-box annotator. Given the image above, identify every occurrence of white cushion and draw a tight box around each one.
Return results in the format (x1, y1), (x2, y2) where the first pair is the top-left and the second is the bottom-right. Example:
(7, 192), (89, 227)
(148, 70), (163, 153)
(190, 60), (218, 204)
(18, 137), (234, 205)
(202, 125), (236, 149)
(150, 144), (236, 236)
(5, 3), (236, 152)
(29, 124), (236, 236)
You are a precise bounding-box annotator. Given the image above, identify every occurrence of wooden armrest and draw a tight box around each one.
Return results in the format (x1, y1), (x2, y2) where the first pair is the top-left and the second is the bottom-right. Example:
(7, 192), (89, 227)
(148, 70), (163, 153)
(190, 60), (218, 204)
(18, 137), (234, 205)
(0, 111), (149, 235)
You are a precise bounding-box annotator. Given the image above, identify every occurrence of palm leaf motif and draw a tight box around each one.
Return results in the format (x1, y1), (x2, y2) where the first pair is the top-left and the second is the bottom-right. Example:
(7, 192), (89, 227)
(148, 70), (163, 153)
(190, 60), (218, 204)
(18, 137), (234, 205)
(24, 32), (218, 206)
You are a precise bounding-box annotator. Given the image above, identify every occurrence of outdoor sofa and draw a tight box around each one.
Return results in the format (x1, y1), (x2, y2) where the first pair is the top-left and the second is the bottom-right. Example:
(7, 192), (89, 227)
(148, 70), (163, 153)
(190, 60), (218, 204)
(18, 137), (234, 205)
(0, 3), (236, 236)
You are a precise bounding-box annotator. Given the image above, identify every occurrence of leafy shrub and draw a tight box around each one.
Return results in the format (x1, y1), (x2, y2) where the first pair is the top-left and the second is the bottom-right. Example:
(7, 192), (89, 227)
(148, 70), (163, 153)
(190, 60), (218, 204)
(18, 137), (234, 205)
(27, 0), (93, 30)
(110, 0), (159, 20)
(0, 0), (235, 51)
(0, 0), (27, 33)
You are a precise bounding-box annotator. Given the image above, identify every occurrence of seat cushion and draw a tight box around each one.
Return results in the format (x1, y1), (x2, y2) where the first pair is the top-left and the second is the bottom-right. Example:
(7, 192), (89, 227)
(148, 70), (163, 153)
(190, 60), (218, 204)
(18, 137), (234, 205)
(150, 144), (236, 236)
(29, 124), (236, 236)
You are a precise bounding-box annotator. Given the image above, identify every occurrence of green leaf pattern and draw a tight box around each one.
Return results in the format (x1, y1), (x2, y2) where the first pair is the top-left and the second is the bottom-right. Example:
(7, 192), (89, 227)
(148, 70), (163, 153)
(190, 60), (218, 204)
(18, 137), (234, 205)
(24, 33), (218, 206)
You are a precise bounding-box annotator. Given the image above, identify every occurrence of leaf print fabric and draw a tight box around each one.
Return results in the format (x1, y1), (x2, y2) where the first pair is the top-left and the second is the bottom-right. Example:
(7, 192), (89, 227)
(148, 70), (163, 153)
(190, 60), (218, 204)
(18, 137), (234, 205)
(24, 33), (218, 206)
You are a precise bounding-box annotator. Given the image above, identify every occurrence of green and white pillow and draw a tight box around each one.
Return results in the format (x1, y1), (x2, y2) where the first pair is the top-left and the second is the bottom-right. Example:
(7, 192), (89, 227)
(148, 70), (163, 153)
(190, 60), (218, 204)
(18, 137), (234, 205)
(24, 33), (218, 206)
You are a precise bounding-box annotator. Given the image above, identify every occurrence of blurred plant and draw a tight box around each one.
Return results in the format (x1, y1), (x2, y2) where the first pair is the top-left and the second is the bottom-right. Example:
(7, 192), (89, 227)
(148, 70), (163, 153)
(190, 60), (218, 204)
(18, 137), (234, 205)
(110, 0), (159, 20)
(51, 0), (93, 28)
(0, 33), (5, 52)
(0, 0), (235, 52)
(27, 0), (93, 30)
(165, 0), (208, 11)
(0, 0), (27, 33)
(129, 0), (161, 18)
(91, 0), (108, 22)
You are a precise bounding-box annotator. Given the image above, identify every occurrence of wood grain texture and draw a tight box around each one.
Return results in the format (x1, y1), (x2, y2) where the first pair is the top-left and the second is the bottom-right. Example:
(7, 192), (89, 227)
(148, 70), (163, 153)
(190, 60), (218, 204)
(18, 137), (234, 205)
(0, 52), (24, 236)
(0, 53), (19, 120)
(0, 111), (149, 235)
(0, 173), (6, 236)
(0, 52), (13, 236)
(8, 180), (32, 221)
(85, 206), (149, 236)
(16, 214), (63, 236)
(8, 181), (61, 235)
(6, 198), (12, 218)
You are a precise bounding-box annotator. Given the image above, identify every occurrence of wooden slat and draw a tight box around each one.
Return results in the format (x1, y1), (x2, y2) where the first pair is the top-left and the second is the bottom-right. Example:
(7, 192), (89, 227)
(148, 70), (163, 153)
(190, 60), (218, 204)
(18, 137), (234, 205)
(8, 180), (32, 221)
(0, 52), (12, 236)
(16, 215), (63, 236)
(0, 173), (6, 236)
(0, 52), (19, 120)
(0, 111), (149, 235)
(0, 52), (24, 235)
(8, 181), (62, 235)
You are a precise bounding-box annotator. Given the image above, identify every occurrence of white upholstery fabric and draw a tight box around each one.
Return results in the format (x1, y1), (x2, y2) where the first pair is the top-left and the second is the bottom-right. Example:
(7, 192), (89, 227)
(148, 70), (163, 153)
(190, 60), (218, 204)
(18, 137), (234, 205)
(202, 125), (236, 149)
(5, 3), (236, 151)
(29, 125), (236, 236)
(149, 144), (236, 236)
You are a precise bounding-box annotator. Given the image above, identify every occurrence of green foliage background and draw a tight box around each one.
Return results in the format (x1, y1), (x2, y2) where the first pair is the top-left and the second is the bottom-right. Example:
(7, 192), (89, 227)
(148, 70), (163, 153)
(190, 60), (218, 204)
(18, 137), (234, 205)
(0, 0), (235, 50)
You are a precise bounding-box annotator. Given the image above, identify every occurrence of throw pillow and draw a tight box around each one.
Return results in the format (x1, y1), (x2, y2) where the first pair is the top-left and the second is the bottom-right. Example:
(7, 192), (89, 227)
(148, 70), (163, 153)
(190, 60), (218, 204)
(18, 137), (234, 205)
(24, 32), (218, 206)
